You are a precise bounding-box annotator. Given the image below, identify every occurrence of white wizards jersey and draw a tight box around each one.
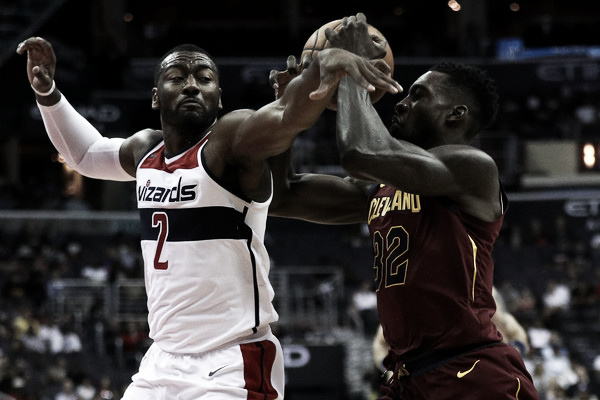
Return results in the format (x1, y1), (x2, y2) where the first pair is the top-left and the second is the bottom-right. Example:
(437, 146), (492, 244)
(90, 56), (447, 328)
(136, 135), (278, 354)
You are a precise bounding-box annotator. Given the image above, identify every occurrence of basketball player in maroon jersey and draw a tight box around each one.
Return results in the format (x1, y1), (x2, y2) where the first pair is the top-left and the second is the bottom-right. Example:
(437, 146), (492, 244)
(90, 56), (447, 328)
(269, 13), (539, 399)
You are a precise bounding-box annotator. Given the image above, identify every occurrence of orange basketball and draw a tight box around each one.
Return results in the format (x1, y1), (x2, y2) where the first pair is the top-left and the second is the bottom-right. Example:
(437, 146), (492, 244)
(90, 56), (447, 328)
(300, 19), (394, 109)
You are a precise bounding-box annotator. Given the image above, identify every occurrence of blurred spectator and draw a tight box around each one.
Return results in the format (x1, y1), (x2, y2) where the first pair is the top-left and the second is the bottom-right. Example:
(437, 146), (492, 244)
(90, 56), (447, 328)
(39, 319), (66, 355)
(349, 281), (379, 336)
(530, 361), (553, 397)
(55, 378), (77, 400)
(497, 281), (522, 311)
(96, 376), (116, 400)
(542, 343), (579, 392)
(566, 361), (597, 399)
(45, 356), (69, 386)
(60, 322), (82, 354)
(20, 325), (45, 353)
(528, 318), (553, 351)
(3, 357), (33, 400)
(119, 321), (147, 368)
(76, 376), (96, 400)
(11, 305), (38, 342)
(513, 288), (537, 314)
(543, 280), (571, 313)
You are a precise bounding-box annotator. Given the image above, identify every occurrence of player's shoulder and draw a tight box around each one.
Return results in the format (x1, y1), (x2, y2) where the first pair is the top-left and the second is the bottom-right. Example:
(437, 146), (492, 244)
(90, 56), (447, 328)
(433, 144), (497, 173)
(128, 129), (163, 149)
(122, 129), (164, 170)
(467, 146), (498, 176)
(132, 128), (163, 141)
(215, 109), (255, 127)
(208, 109), (257, 144)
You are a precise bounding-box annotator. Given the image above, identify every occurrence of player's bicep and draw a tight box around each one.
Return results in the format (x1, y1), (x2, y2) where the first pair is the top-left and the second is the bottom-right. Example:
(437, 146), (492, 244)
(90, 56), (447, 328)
(224, 106), (295, 164)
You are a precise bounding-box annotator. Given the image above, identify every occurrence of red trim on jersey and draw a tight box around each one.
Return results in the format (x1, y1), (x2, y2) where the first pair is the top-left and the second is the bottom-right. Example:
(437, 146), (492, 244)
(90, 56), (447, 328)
(241, 340), (279, 400)
(139, 135), (209, 172)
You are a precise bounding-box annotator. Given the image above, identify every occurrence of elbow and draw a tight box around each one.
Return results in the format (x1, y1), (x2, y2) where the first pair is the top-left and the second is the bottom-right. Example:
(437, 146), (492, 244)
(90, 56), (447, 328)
(339, 148), (372, 180)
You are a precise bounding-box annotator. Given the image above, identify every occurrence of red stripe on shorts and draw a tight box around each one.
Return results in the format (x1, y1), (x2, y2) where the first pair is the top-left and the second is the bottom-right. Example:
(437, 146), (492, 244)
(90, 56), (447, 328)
(241, 340), (278, 400)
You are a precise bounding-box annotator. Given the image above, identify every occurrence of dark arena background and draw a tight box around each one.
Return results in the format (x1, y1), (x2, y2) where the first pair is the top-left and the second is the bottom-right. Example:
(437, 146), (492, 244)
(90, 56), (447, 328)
(1, 0), (600, 398)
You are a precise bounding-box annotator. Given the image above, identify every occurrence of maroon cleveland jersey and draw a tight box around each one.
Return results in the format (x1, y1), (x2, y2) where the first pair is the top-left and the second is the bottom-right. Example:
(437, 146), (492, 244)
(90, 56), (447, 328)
(367, 184), (506, 359)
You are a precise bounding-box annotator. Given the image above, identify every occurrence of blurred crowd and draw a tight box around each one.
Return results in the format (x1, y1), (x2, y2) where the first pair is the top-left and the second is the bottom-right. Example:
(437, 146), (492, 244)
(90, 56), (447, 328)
(0, 228), (145, 399)
(493, 213), (600, 400)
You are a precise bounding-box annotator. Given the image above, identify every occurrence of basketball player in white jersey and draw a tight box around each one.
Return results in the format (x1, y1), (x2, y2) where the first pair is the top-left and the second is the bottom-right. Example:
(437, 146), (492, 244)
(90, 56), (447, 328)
(17, 30), (400, 399)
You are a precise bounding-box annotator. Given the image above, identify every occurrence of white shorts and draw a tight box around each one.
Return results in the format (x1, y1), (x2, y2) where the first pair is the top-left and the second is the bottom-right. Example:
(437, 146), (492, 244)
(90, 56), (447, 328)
(121, 332), (284, 400)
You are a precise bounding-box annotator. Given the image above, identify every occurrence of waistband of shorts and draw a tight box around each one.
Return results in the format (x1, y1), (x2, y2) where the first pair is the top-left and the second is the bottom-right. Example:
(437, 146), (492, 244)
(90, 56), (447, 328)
(389, 341), (502, 378)
(154, 325), (276, 358)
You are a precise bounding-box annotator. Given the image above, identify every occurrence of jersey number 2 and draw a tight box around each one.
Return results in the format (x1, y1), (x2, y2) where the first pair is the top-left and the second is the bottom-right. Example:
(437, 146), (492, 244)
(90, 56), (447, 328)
(373, 226), (409, 291)
(152, 212), (169, 270)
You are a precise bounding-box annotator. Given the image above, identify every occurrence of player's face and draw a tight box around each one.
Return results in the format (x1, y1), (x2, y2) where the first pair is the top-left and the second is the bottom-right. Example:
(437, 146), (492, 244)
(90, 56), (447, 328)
(389, 71), (453, 149)
(153, 51), (222, 133)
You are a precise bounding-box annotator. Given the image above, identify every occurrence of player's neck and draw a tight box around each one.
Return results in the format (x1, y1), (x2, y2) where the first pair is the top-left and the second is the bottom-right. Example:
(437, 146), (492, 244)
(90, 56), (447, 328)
(162, 118), (215, 156)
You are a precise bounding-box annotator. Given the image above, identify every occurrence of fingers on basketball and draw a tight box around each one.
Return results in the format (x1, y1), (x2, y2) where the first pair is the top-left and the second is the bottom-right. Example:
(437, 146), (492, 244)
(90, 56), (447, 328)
(300, 19), (394, 107)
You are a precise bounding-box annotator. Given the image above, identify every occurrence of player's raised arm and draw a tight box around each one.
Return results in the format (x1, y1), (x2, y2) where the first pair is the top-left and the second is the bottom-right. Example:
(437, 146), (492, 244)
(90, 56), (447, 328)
(17, 37), (135, 181)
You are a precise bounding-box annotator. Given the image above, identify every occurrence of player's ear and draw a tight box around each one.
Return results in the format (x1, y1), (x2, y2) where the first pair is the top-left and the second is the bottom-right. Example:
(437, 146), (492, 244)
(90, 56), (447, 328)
(449, 105), (468, 120)
(152, 87), (159, 110)
(218, 88), (223, 111)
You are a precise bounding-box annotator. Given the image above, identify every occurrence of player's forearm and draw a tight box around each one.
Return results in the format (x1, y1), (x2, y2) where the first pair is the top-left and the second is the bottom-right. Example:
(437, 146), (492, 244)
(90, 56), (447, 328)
(336, 76), (390, 179)
(279, 56), (334, 132)
(38, 96), (133, 181)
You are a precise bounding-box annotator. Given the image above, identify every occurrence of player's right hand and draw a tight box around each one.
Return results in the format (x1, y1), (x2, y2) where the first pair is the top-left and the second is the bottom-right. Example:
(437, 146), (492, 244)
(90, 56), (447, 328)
(326, 13), (387, 61)
(309, 48), (401, 101)
(16, 36), (57, 94)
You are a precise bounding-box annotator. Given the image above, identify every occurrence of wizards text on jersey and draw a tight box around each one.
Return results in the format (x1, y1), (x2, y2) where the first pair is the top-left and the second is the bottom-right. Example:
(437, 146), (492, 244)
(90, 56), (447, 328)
(138, 176), (197, 204)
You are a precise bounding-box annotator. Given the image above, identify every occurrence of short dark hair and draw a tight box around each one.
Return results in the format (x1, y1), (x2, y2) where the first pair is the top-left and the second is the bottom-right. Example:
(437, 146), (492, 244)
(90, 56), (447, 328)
(429, 61), (499, 131)
(153, 44), (218, 85)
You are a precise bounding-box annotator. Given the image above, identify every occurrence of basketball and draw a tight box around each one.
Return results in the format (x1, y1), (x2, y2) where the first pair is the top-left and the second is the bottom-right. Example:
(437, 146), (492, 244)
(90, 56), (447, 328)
(300, 19), (395, 109)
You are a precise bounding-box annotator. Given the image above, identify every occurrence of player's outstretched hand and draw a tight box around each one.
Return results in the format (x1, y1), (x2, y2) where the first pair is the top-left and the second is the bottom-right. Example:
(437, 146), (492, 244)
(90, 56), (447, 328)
(309, 48), (401, 101)
(326, 13), (387, 61)
(16, 36), (57, 94)
(269, 55), (301, 100)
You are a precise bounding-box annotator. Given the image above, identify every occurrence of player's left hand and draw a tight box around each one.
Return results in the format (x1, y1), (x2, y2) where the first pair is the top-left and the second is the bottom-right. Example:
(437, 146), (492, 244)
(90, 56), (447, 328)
(269, 55), (301, 100)
(16, 36), (57, 93)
